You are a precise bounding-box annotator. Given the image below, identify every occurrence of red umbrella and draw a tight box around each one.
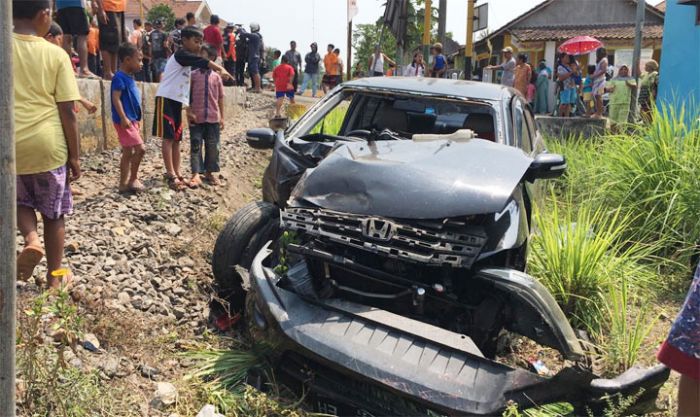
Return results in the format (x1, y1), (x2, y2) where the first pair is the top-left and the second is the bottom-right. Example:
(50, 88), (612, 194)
(558, 36), (603, 56)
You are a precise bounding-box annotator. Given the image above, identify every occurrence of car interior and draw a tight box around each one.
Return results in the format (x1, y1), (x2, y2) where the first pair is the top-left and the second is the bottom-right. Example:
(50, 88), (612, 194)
(340, 94), (497, 141)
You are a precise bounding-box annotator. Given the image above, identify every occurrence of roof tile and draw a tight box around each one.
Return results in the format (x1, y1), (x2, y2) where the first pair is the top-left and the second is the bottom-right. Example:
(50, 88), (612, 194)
(511, 24), (664, 41)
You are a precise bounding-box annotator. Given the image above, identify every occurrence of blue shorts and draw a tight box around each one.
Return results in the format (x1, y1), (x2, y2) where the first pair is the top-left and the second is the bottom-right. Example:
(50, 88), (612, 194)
(559, 88), (577, 105)
(276, 90), (295, 99)
(248, 56), (260, 76)
(152, 58), (167, 75)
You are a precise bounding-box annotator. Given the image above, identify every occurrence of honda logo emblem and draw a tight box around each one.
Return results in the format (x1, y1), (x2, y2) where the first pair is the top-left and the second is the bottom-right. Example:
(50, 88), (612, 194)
(361, 218), (396, 241)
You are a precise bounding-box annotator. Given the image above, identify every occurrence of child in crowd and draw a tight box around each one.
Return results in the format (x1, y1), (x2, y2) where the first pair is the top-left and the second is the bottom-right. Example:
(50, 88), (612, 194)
(270, 49), (282, 71)
(272, 55), (296, 118)
(187, 44), (225, 188)
(112, 43), (146, 193)
(45, 22), (98, 115)
(87, 18), (101, 77)
(153, 26), (231, 191)
(582, 65), (596, 116)
(430, 43), (446, 78)
(13, 0), (82, 287)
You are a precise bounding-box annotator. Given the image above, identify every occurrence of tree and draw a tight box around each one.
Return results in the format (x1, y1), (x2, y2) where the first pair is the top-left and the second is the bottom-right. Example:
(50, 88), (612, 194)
(352, 0), (438, 70)
(147, 4), (176, 31)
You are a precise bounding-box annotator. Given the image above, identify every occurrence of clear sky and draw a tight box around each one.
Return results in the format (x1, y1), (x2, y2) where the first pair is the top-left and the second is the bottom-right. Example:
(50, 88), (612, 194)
(207, 0), (662, 61)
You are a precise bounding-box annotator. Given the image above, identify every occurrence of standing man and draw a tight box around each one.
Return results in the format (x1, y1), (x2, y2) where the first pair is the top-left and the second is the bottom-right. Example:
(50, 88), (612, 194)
(141, 20), (153, 82)
(203, 15), (223, 60)
(222, 23), (237, 86)
(239, 23), (264, 93)
(149, 19), (168, 82)
(486, 47), (516, 87)
(284, 40), (302, 93)
(334, 48), (343, 86)
(56, 0), (97, 78)
(234, 25), (248, 87)
(95, 0), (127, 80)
(186, 12), (196, 27)
(299, 42), (321, 98)
(168, 18), (185, 55)
(322, 43), (339, 93)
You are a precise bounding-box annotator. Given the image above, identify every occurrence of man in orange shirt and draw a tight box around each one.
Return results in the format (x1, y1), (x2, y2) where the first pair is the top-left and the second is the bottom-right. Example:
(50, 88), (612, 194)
(322, 43), (339, 94)
(87, 19), (101, 77)
(94, 0), (127, 80)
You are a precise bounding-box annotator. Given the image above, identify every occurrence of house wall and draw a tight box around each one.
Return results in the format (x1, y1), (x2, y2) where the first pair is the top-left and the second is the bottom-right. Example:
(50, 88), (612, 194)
(515, 0), (664, 28)
(657, 1), (700, 114)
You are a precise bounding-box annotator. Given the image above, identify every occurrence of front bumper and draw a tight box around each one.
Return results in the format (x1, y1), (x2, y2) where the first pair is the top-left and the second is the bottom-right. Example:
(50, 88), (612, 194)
(248, 243), (670, 416)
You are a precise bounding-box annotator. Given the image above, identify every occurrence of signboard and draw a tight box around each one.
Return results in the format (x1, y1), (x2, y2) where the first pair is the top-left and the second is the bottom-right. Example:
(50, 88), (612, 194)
(614, 48), (654, 74)
(474, 3), (488, 32)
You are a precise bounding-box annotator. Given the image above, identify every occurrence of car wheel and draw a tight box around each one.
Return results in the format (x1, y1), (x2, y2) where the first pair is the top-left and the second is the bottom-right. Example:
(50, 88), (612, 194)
(212, 201), (280, 309)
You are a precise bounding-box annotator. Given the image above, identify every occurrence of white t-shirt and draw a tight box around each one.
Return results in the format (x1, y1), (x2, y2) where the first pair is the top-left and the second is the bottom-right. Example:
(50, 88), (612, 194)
(370, 53), (384, 73)
(403, 63), (425, 77)
(155, 50), (211, 105)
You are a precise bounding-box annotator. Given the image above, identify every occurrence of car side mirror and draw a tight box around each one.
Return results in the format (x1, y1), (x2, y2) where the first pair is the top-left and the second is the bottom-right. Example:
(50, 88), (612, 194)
(527, 153), (566, 182)
(246, 128), (276, 149)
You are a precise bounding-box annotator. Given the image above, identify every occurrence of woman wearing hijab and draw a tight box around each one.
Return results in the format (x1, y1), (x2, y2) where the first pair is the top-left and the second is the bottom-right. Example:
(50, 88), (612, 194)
(638, 59), (659, 121)
(534, 60), (551, 114)
(606, 65), (637, 127)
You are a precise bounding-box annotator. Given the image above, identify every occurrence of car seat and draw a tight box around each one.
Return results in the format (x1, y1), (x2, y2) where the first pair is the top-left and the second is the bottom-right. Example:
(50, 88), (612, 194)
(463, 113), (495, 141)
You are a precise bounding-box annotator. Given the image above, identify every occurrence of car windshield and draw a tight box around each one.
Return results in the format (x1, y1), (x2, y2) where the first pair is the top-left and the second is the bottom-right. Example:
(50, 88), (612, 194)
(296, 92), (497, 141)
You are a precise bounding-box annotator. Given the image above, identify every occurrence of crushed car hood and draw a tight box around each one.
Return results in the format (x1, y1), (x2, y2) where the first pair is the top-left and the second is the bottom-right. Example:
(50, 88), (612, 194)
(290, 139), (534, 219)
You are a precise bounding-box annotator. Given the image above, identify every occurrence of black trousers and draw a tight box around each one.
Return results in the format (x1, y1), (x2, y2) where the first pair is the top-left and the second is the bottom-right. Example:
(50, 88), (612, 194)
(223, 59), (236, 86)
(235, 59), (246, 87)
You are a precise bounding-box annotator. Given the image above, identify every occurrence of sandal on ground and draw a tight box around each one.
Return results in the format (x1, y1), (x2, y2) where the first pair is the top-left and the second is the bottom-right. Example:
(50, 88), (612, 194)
(165, 175), (187, 192)
(17, 244), (45, 281)
(205, 175), (221, 186)
(48, 268), (75, 291)
(188, 176), (203, 189)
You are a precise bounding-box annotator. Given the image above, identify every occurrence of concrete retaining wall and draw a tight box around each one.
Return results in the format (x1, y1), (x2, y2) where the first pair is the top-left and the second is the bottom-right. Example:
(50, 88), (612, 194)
(535, 115), (609, 139)
(75, 79), (246, 155)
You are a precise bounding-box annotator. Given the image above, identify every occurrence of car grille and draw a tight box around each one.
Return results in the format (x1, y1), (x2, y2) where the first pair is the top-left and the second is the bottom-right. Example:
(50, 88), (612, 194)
(282, 207), (488, 268)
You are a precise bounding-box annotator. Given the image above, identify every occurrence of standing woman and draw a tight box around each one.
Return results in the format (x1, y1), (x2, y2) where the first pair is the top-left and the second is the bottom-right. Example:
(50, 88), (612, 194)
(368, 45), (395, 77)
(513, 53), (532, 97)
(403, 52), (425, 77)
(534, 60), (551, 114)
(606, 65), (637, 128)
(638, 59), (659, 121)
(557, 54), (577, 117)
(590, 47), (608, 118)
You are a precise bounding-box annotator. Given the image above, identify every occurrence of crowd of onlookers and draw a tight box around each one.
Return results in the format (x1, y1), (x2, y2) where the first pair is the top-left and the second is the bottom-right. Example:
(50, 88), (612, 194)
(487, 46), (660, 126)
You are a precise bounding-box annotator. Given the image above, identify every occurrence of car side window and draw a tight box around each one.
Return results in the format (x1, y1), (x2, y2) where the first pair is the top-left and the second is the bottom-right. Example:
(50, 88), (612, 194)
(512, 99), (533, 154)
(523, 105), (539, 155)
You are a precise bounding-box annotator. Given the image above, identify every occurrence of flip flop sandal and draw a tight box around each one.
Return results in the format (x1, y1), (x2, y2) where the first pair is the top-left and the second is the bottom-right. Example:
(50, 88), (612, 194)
(17, 244), (44, 281)
(129, 183), (147, 193)
(166, 175), (187, 192)
(206, 176), (221, 186)
(48, 268), (75, 291)
(188, 178), (203, 189)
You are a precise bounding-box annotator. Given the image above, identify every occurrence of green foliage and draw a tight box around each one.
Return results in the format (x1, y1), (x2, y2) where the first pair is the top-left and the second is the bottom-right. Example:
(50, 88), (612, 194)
(502, 401), (574, 417)
(147, 4), (176, 31)
(17, 289), (122, 417)
(529, 192), (658, 333)
(352, 0), (438, 71)
(309, 105), (349, 135)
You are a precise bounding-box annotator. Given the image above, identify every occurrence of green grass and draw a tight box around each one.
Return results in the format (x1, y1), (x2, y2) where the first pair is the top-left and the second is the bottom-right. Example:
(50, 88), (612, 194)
(309, 105), (349, 136)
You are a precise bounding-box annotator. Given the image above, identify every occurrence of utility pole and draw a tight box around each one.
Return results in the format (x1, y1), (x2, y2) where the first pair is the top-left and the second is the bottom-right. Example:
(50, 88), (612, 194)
(423, 0), (432, 63)
(631, 0), (645, 120)
(347, 20), (352, 80)
(437, 0), (447, 46)
(464, 0), (475, 80)
(0, 0), (16, 414)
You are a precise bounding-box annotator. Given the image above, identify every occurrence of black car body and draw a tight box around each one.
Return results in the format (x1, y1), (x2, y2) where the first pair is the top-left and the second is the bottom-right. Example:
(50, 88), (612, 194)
(215, 78), (669, 416)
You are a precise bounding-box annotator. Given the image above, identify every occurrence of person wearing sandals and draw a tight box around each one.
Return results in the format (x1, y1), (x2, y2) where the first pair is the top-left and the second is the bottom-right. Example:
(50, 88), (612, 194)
(13, 0), (82, 288)
(112, 43), (146, 194)
(153, 25), (231, 192)
(187, 44), (225, 188)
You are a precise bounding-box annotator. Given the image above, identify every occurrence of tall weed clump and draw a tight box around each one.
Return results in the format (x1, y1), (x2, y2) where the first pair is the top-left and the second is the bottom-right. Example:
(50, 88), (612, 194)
(593, 105), (700, 265)
(529, 193), (658, 335)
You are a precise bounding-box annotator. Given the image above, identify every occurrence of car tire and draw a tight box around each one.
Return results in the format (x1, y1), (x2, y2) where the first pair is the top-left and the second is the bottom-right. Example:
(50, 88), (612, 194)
(212, 201), (280, 309)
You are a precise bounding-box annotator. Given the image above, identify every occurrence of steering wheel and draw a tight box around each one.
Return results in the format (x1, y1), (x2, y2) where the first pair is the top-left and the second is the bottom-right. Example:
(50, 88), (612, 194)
(345, 129), (372, 138)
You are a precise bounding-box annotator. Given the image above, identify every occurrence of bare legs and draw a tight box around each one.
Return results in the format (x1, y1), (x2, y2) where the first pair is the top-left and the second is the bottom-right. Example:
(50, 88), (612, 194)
(119, 145), (146, 192)
(162, 138), (184, 189)
(102, 51), (117, 80)
(17, 206), (66, 289)
(593, 95), (604, 118)
(677, 374), (700, 417)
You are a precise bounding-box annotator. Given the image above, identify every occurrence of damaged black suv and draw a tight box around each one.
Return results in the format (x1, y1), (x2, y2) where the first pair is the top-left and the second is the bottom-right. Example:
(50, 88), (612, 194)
(213, 77), (669, 416)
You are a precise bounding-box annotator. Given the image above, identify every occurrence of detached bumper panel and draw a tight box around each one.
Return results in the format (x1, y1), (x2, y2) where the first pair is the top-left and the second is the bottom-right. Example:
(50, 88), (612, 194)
(249, 244), (670, 416)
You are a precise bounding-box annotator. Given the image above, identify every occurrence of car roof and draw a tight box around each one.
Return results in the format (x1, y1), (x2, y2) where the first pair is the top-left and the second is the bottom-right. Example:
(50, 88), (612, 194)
(342, 77), (516, 102)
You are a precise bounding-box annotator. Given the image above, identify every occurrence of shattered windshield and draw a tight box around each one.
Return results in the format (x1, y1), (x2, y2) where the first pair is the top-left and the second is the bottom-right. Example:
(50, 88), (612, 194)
(294, 91), (497, 141)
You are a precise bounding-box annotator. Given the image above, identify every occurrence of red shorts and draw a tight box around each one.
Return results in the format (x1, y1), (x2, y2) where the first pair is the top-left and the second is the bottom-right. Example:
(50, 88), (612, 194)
(114, 121), (143, 148)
